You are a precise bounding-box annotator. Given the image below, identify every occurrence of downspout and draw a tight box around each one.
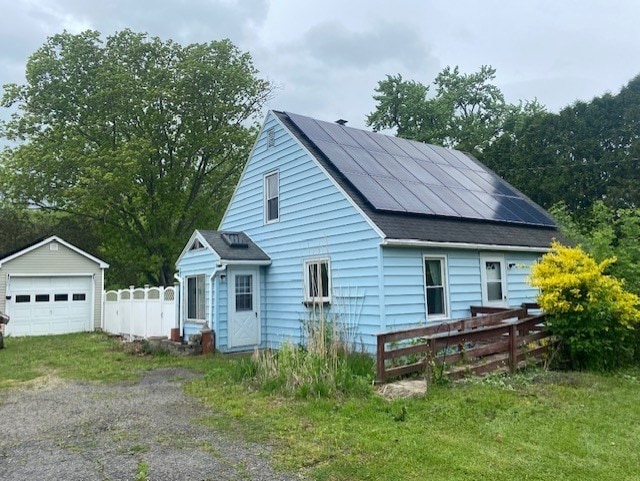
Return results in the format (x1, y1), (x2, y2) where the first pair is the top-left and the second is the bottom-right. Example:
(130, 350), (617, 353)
(209, 264), (227, 332)
(173, 273), (183, 338)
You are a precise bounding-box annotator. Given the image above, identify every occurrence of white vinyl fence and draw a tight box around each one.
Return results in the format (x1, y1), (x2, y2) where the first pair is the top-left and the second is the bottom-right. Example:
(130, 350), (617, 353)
(103, 285), (177, 339)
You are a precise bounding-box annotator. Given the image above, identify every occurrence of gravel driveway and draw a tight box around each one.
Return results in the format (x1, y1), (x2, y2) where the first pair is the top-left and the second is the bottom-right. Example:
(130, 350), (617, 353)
(0, 368), (300, 481)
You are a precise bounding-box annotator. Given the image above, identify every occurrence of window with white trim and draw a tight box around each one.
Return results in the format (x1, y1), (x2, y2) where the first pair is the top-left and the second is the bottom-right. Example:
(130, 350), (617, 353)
(187, 275), (206, 321)
(424, 256), (448, 319)
(264, 171), (279, 223)
(304, 258), (331, 304)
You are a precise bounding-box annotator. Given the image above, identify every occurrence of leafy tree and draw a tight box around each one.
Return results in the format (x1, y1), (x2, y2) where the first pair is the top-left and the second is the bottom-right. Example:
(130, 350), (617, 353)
(367, 66), (541, 156)
(0, 30), (272, 286)
(529, 242), (640, 370)
(551, 201), (640, 295)
(485, 75), (640, 212)
(0, 203), (101, 262)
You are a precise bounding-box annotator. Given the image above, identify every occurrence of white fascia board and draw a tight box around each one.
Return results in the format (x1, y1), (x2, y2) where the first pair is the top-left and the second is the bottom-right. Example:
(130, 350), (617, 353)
(271, 112), (385, 240)
(0, 235), (109, 268)
(220, 259), (271, 266)
(381, 238), (551, 253)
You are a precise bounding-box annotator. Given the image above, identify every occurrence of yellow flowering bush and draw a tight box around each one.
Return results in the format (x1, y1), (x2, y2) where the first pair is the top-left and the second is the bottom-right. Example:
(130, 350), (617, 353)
(529, 242), (640, 370)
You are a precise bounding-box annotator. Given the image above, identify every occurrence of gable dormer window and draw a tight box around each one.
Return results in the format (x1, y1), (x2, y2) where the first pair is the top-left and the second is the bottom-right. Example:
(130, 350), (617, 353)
(264, 171), (279, 223)
(189, 238), (204, 251)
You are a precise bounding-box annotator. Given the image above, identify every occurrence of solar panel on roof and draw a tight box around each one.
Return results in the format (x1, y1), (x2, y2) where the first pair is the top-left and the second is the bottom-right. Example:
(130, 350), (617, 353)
(397, 157), (444, 186)
(346, 173), (405, 211)
(368, 132), (411, 157)
(319, 120), (361, 148)
(400, 182), (457, 216)
(379, 178), (433, 214)
(286, 113), (333, 142)
(342, 145), (391, 177)
(344, 127), (385, 153)
(284, 112), (556, 227)
(421, 162), (465, 189)
(313, 141), (366, 174)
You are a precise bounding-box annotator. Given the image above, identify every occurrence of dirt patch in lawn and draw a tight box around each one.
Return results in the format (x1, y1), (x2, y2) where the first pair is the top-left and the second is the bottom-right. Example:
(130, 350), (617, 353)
(0, 367), (299, 481)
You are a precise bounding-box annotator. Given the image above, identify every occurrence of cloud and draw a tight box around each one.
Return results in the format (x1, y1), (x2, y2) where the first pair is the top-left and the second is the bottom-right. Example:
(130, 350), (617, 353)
(301, 20), (435, 71)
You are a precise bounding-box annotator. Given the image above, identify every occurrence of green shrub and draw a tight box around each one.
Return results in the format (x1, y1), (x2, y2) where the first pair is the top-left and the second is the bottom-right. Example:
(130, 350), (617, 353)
(529, 242), (640, 370)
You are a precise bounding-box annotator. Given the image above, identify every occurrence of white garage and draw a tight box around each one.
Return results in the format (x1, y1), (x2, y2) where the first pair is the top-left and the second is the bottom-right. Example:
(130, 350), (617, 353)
(0, 236), (108, 336)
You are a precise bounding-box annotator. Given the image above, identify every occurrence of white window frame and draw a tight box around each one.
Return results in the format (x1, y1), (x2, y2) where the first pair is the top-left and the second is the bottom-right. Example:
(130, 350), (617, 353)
(303, 257), (332, 304)
(186, 274), (206, 322)
(423, 255), (449, 320)
(480, 254), (508, 307)
(264, 171), (279, 224)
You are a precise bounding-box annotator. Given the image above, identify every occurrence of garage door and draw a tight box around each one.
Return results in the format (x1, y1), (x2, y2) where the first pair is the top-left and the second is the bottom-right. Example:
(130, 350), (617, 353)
(6, 276), (92, 336)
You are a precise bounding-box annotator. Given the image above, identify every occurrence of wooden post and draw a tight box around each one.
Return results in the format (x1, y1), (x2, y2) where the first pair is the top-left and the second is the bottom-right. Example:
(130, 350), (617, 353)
(376, 334), (386, 383)
(509, 324), (518, 373)
(427, 337), (436, 385)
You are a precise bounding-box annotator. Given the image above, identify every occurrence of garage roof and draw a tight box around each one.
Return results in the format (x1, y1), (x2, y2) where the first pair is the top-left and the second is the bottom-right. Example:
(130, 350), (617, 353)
(0, 236), (109, 268)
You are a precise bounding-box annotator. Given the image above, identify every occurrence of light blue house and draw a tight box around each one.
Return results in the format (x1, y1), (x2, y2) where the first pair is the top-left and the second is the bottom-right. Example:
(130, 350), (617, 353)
(175, 111), (560, 352)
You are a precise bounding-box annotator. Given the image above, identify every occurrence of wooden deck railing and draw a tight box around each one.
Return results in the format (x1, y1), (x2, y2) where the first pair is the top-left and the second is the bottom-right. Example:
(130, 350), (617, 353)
(376, 304), (553, 383)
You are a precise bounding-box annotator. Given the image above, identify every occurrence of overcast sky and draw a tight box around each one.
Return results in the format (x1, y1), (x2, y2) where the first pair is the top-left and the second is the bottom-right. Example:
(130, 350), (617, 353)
(1, 0), (639, 130)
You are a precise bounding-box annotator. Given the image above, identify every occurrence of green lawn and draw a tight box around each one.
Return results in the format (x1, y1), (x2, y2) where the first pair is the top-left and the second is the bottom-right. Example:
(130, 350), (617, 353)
(2, 333), (639, 480)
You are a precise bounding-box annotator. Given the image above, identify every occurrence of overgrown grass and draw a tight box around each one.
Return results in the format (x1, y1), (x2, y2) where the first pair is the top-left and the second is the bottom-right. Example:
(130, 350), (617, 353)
(191, 367), (640, 480)
(2, 333), (639, 480)
(236, 315), (374, 398)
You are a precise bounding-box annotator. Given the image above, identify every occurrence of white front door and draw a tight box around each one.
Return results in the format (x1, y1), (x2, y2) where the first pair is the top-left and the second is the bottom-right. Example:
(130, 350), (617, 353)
(480, 255), (508, 307)
(228, 268), (260, 348)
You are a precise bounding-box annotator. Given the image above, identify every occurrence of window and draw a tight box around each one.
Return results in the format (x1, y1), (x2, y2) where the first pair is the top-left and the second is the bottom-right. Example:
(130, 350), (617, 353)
(15, 295), (30, 303)
(264, 171), (279, 223)
(187, 275), (206, 321)
(485, 262), (503, 301)
(72, 293), (86, 301)
(424, 256), (448, 318)
(54, 294), (68, 302)
(235, 275), (253, 311)
(304, 258), (331, 303)
(35, 294), (50, 302)
(480, 255), (507, 306)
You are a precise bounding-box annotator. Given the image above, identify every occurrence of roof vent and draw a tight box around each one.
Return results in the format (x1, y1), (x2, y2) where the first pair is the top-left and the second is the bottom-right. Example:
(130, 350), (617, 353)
(335, 119), (348, 125)
(221, 232), (248, 248)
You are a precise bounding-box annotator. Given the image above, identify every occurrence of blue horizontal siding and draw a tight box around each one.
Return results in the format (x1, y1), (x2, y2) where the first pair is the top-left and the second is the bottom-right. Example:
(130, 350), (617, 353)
(176, 249), (217, 341)
(220, 112), (382, 351)
(506, 253), (542, 306)
(382, 247), (543, 331)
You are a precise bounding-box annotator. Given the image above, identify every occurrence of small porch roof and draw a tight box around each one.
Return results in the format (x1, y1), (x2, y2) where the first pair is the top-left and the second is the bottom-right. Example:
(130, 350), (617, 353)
(177, 230), (271, 266)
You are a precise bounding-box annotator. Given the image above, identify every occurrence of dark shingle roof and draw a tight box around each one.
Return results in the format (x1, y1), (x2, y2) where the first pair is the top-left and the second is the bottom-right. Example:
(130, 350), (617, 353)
(198, 230), (270, 262)
(275, 111), (561, 249)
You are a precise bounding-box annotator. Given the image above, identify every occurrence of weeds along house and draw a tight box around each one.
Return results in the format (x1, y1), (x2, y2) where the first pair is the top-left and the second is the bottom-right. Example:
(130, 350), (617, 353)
(176, 111), (560, 352)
